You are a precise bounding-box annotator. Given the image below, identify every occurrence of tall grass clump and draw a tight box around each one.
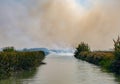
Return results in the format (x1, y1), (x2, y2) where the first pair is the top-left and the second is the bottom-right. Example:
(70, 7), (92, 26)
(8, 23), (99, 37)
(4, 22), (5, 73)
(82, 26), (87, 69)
(0, 47), (45, 79)
(111, 36), (120, 74)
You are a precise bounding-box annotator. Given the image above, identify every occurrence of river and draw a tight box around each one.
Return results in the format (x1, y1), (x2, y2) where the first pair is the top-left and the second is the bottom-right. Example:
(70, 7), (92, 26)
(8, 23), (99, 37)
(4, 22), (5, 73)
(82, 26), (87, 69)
(0, 54), (120, 84)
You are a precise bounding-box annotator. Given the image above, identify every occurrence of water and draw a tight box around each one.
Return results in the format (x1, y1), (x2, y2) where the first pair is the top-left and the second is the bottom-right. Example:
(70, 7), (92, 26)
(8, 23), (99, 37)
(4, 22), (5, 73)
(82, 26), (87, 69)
(0, 54), (120, 84)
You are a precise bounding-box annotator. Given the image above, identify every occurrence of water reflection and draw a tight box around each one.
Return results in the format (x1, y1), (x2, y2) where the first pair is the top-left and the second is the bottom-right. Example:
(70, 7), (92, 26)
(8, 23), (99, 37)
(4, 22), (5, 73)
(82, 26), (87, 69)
(114, 75), (120, 84)
(0, 68), (38, 84)
(76, 60), (117, 84)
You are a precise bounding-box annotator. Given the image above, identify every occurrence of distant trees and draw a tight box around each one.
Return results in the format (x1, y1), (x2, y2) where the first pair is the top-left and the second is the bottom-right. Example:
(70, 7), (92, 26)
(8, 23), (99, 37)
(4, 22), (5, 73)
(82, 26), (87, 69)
(2, 46), (15, 52)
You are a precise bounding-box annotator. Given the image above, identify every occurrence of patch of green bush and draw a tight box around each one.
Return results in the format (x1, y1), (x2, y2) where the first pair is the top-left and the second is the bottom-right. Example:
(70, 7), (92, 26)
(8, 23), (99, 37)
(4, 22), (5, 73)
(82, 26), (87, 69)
(74, 42), (90, 58)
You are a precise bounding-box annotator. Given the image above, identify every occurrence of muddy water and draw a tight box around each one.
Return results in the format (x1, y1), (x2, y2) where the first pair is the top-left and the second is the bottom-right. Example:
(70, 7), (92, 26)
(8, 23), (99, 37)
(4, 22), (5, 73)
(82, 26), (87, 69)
(0, 54), (120, 84)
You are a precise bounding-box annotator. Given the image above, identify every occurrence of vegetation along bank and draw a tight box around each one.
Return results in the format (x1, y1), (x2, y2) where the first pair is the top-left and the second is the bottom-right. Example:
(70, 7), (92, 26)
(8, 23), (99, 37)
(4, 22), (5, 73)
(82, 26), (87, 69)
(74, 37), (120, 74)
(0, 47), (45, 79)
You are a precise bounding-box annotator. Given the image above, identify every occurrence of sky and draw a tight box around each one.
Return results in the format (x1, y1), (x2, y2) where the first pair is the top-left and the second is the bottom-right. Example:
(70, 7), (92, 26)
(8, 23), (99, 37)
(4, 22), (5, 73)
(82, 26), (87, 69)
(0, 0), (120, 50)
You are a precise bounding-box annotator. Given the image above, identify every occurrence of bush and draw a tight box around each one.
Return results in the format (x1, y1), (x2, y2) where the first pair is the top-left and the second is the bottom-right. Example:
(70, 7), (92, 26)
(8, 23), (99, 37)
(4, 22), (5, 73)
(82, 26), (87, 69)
(111, 36), (120, 74)
(113, 36), (120, 60)
(2, 47), (15, 52)
(74, 42), (90, 58)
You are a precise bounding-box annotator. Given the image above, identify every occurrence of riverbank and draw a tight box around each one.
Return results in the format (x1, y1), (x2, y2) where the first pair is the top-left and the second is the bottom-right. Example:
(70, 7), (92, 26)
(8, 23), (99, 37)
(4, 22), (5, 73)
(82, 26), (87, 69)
(74, 51), (115, 70)
(0, 51), (45, 79)
(74, 38), (120, 74)
(74, 48), (120, 74)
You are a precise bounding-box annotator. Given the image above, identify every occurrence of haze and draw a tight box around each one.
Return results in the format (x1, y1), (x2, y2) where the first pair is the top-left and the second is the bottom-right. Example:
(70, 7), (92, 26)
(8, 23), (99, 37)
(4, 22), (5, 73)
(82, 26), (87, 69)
(0, 0), (120, 50)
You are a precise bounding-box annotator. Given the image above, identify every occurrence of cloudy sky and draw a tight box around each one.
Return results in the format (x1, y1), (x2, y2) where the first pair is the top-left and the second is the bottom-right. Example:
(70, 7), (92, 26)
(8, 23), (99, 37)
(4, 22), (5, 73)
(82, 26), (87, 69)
(0, 0), (120, 50)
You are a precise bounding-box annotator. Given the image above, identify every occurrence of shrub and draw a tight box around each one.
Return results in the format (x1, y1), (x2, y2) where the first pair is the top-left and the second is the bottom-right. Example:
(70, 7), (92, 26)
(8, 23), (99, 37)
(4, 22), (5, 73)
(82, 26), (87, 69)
(113, 36), (120, 60)
(74, 42), (90, 58)
(111, 36), (120, 74)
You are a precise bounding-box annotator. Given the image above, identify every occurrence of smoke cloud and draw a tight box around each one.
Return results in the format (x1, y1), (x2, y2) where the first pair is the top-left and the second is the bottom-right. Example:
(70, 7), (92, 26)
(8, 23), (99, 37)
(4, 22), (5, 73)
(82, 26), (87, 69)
(0, 0), (120, 50)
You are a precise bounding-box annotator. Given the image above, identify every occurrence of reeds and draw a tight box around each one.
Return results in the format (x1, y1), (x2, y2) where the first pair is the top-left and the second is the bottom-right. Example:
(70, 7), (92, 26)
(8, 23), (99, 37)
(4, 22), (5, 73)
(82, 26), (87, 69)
(79, 51), (114, 69)
(0, 50), (45, 79)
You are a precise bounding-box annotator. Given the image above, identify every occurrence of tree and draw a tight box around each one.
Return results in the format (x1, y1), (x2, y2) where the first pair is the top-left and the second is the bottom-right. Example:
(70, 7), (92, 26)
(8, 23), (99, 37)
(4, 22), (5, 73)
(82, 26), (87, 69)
(2, 46), (15, 52)
(74, 42), (90, 58)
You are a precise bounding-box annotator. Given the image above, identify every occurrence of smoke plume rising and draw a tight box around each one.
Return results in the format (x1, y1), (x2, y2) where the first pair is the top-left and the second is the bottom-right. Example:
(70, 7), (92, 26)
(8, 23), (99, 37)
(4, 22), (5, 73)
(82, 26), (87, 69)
(0, 0), (120, 50)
